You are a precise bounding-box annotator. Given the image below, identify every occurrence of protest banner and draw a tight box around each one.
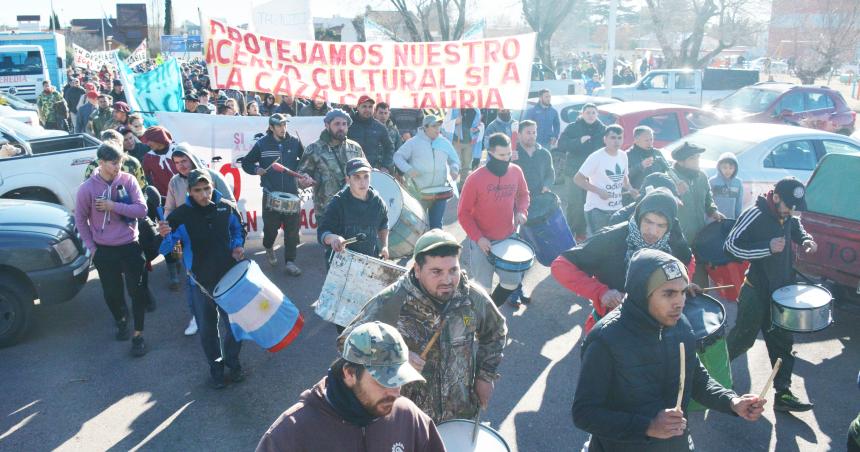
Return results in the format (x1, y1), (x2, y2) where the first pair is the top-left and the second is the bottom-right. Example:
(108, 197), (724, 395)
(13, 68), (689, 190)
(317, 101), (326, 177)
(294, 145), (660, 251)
(204, 18), (535, 109)
(73, 44), (118, 71)
(126, 39), (148, 68)
(117, 56), (184, 126)
(154, 112), (325, 240)
(252, 0), (314, 41)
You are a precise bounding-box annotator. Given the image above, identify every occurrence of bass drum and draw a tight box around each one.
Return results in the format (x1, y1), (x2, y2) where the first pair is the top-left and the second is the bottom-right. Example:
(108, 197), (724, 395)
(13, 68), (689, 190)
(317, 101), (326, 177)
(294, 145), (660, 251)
(437, 419), (510, 452)
(371, 170), (429, 259)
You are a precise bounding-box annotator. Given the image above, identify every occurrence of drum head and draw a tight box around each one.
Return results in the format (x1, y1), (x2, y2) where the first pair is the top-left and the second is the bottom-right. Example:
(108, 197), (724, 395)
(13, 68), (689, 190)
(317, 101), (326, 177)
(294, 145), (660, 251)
(682, 294), (726, 340)
(421, 186), (452, 194)
(490, 239), (535, 263)
(275, 192), (299, 201)
(772, 284), (832, 309)
(213, 260), (251, 298)
(437, 419), (510, 452)
(370, 170), (403, 228)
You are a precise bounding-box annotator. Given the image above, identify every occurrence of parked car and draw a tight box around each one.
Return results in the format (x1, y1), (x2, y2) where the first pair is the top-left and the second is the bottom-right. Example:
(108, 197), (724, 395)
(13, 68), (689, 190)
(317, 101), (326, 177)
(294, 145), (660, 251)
(0, 114), (66, 139)
(513, 95), (620, 131)
(0, 104), (39, 126)
(796, 153), (860, 303)
(0, 117), (99, 208)
(710, 82), (856, 135)
(0, 199), (90, 346)
(594, 68), (760, 107)
(595, 101), (721, 148)
(661, 123), (860, 207)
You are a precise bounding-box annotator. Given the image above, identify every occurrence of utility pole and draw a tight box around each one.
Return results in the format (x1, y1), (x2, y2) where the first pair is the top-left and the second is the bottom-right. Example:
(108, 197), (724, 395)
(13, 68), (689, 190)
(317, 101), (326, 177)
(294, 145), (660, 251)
(603, 0), (618, 97)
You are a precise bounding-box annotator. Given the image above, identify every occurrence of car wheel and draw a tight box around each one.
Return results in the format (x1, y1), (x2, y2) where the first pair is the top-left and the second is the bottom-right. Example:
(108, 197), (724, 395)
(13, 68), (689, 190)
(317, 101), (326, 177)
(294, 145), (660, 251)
(0, 275), (33, 348)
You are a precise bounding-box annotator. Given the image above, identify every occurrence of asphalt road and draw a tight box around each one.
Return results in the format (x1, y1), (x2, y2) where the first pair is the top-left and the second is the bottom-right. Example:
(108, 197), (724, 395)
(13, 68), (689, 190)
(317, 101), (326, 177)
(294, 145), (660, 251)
(1, 210), (858, 451)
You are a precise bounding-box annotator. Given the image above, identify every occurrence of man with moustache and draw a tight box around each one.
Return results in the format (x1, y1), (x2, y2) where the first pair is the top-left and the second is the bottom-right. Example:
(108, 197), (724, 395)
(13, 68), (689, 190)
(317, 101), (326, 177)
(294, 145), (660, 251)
(349, 95), (395, 172)
(258, 322), (445, 451)
(338, 229), (508, 423)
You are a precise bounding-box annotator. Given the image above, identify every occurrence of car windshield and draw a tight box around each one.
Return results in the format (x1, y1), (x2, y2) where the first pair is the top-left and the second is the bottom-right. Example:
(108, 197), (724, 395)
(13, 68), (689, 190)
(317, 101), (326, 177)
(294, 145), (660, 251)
(717, 86), (781, 113)
(0, 50), (43, 77)
(0, 118), (49, 139)
(0, 92), (36, 110)
(662, 130), (756, 161)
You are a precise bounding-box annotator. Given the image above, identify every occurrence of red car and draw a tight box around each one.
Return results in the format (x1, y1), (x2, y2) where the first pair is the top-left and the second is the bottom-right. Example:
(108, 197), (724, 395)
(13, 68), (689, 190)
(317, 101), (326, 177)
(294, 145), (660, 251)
(596, 101), (721, 148)
(711, 82), (856, 135)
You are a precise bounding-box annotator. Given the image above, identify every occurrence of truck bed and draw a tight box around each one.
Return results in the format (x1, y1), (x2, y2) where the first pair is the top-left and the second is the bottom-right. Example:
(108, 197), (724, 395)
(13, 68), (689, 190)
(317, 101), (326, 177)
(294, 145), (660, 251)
(28, 135), (100, 155)
(796, 212), (860, 289)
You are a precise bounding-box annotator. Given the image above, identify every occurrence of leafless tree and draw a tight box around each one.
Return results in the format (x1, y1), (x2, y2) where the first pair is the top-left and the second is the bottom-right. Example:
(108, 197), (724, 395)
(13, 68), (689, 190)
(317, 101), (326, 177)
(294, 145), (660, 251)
(521, 0), (578, 70)
(645, 0), (760, 68)
(792, 0), (860, 84)
(389, 0), (467, 41)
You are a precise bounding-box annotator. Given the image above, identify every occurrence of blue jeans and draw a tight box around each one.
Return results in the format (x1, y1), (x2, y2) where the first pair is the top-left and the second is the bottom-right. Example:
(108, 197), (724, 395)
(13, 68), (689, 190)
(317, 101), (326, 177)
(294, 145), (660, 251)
(427, 198), (448, 229)
(586, 208), (615, 237)
(189, 285), (242, 377)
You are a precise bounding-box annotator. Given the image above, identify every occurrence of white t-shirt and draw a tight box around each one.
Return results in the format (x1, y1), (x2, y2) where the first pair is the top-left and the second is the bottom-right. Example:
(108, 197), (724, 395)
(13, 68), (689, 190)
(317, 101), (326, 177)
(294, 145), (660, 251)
(578, 148), (629, 212)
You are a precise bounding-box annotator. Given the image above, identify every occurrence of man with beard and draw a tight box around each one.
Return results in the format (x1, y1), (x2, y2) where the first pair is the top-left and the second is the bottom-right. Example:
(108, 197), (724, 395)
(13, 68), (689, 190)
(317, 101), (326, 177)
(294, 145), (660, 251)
(36, 81), (64, 129)
(259, 322), (445, 451)
(483, 109), (515, 158)
(572, 249), (765, 451)
(242, 114), (306, 276)
(458, 133), (531, 307)
(338, 229), (507, 423)
(724, 177), (817, 412)
(299, 96), (331, 117)
(557, 103), (606, 240)
(63, 77), (86, 130)
(112, 102), (131, 129)
(524, 89), (560, 150)
(626, 126), (670, 195)
(87, 94), (116, 137)
(552, 189), (697, 334)
(274, 94), (304, 117)
(349, 95), (394, 172)
(183, 93), (200, 113)
(299, 109), (365, 223)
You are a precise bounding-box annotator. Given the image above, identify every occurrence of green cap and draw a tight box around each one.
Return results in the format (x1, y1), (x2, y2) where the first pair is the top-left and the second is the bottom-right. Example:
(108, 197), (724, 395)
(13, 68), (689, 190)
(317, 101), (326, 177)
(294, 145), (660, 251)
(412, 228), (461, 259)
(342, 321), (425, 388)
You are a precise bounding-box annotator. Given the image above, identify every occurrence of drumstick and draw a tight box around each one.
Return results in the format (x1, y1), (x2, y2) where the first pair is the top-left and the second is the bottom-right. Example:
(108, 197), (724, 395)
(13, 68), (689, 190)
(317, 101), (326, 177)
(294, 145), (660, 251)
(759, 358), (782, 399)
(701, 284), (735, 292)
(420, 320), (446, 360)
(472, 407), (481, 444)
(264, 156), (280, 171)
(675, 342), (685, 411)
(342, 233), (367, 247)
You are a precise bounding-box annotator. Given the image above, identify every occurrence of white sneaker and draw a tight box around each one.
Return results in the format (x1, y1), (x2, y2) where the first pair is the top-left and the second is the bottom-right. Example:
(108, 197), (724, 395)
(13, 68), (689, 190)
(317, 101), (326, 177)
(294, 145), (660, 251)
(184, 317), (198, 336)
(265, 248), (277, 266)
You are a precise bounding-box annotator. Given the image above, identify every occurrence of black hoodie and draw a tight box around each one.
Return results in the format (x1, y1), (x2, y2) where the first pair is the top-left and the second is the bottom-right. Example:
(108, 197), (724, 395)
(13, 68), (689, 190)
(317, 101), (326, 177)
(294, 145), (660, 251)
(572, 249), (737, 451)
(558, 117), (606, 176)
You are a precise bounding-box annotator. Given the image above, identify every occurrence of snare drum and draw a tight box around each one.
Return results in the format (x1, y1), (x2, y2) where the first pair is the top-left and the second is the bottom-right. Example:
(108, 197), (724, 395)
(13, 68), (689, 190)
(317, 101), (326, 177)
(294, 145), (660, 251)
(420, 186), (454, 201)
(771, 283), (833, 333)
(683, 294), (732, 412)
(437, 419), (510, 452)
(488, 238), (535, 273)
(265, 191), (300, 214)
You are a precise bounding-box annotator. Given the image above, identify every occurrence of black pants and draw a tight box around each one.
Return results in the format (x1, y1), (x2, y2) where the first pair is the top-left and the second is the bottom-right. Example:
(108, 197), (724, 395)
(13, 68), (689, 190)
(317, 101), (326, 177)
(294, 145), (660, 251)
(93, 242), (148, 332)
(262, 207), (300, 262)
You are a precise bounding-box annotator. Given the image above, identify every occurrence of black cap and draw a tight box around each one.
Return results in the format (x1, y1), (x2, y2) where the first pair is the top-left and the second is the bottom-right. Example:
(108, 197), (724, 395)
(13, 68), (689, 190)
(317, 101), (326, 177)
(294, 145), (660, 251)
(671, 142), (706, 161)
(184, 94), (199, 101)
(268, 113), (289, 126)
(774, 177), (807, 211)
(346, 157), (372, 176)
(112, 79), (122, 86)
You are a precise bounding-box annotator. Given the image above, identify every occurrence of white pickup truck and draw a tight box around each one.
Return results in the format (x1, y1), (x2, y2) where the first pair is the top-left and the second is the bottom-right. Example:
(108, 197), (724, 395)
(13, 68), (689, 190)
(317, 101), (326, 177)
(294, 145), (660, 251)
(595, 68), (760, 107)
(0, 118), (99, 208)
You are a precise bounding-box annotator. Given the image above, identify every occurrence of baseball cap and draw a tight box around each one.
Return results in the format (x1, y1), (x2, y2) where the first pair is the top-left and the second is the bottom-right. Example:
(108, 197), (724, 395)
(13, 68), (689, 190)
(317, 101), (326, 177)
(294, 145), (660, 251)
(113, 101), (131, 113)
(774, 177), (807, 211)
(412, 228), (461, 258)
(342, 321), (425, 388)
(345, 157), (372, 176)
(357, 95), (375, 106)
(184, 94), (199, 101)
(86, 91), (99, 100)
(671, 142), (706, 161)
(422, 114), (443, 128)
(112, 79), (122, 86)
(187, 168), (212, 189)
(268, 113), (289, 126)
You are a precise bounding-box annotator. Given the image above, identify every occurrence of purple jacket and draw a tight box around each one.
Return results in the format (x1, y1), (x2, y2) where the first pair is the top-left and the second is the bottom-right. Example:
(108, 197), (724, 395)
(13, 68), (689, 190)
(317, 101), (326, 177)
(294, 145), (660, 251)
(75, 168), (147, 254)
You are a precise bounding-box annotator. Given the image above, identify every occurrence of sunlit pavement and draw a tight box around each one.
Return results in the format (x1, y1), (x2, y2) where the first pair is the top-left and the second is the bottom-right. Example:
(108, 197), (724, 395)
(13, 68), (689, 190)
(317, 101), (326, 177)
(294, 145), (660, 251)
(1, 208), (857, 451)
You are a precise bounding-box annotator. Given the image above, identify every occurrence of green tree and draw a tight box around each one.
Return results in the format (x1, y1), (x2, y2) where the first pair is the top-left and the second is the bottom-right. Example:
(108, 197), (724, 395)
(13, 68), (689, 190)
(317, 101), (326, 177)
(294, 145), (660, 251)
(163, 0), (173, 35)
(522, 0), (579, 70)
(51, 13), (61, 31)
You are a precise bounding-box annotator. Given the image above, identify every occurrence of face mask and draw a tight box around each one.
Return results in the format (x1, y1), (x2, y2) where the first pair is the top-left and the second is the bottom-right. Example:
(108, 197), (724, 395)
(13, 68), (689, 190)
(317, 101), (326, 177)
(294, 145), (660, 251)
(486, 155), (510, 177)
(498, 112), (511, 122)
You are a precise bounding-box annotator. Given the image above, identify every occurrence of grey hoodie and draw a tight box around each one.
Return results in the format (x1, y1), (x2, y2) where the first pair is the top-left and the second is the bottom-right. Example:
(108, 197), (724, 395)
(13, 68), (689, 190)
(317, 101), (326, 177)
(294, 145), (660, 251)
(708, 152), (744, 220)
(164, 147), (235, 217)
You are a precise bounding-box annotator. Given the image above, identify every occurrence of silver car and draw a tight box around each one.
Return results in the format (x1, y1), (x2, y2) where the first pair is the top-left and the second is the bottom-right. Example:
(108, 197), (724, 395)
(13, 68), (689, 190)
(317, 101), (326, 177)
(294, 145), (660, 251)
(661, 123), (860, 208)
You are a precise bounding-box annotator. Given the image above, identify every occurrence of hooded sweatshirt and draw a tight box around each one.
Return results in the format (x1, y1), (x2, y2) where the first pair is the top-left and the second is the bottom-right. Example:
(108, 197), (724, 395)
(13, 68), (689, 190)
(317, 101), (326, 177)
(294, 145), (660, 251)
(142, 144), (178, 197)
(709, 152), (744, 220)
(256, 377), (445, 452)
(393, 129), (460, 190)
(572, 249), (738, 452)
(75, 168), (147, 254)
(164, 151), (235, 217)
(558, 117), (606, 175)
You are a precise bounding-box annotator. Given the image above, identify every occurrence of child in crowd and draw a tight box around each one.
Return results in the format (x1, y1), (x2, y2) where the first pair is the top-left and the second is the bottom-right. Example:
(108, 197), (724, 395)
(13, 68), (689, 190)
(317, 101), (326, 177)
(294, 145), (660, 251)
(709, 152), (744, 220)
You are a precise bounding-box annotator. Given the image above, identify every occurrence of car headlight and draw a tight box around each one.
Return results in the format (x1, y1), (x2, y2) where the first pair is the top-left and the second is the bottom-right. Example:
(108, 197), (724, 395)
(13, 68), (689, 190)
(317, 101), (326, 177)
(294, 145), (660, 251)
(53, 238), (79, 265)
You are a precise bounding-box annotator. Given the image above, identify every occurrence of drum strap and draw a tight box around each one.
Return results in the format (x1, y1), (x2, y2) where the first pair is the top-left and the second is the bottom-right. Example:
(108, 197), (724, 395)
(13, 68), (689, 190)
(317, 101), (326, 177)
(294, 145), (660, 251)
(186, 271), (216, 300)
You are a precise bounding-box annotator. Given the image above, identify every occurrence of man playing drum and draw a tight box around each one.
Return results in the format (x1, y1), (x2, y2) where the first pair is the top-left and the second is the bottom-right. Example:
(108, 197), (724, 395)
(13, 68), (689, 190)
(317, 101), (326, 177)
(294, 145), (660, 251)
(299, 109), (365, 224)
(393, 114), (460, 229)
(257, 322), (445, 451)
(573, 249), (766, 452)
(242, 113), (306, 276)
(725, 177), (817, 412)
(158, 169), (247, 389)
(552, 189), (698, 334)
(457, 133), (531, 307)
(338, 229), (508, 423)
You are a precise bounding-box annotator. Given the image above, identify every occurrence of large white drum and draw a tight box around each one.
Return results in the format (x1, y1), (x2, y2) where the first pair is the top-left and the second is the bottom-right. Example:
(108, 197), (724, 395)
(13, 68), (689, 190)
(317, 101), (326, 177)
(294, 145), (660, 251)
(771, 283), (833, 333)
(370, 170), (428, 259)
(437, 419), (510, 452)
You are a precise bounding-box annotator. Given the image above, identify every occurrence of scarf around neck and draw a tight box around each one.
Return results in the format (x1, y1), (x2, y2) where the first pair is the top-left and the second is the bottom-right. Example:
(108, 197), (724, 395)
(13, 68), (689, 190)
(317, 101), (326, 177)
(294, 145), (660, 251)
(626, 219), (672, 265)
(324, 368), (378, 427)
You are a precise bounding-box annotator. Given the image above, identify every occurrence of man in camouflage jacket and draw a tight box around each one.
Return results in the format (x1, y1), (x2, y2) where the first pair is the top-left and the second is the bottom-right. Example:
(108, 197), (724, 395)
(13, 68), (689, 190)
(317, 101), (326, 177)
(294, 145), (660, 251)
(36, 81), (64, 128)
(338, 229), (507, 423)
(87, 94), (117, 137)
(299, 109), (365, 222)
